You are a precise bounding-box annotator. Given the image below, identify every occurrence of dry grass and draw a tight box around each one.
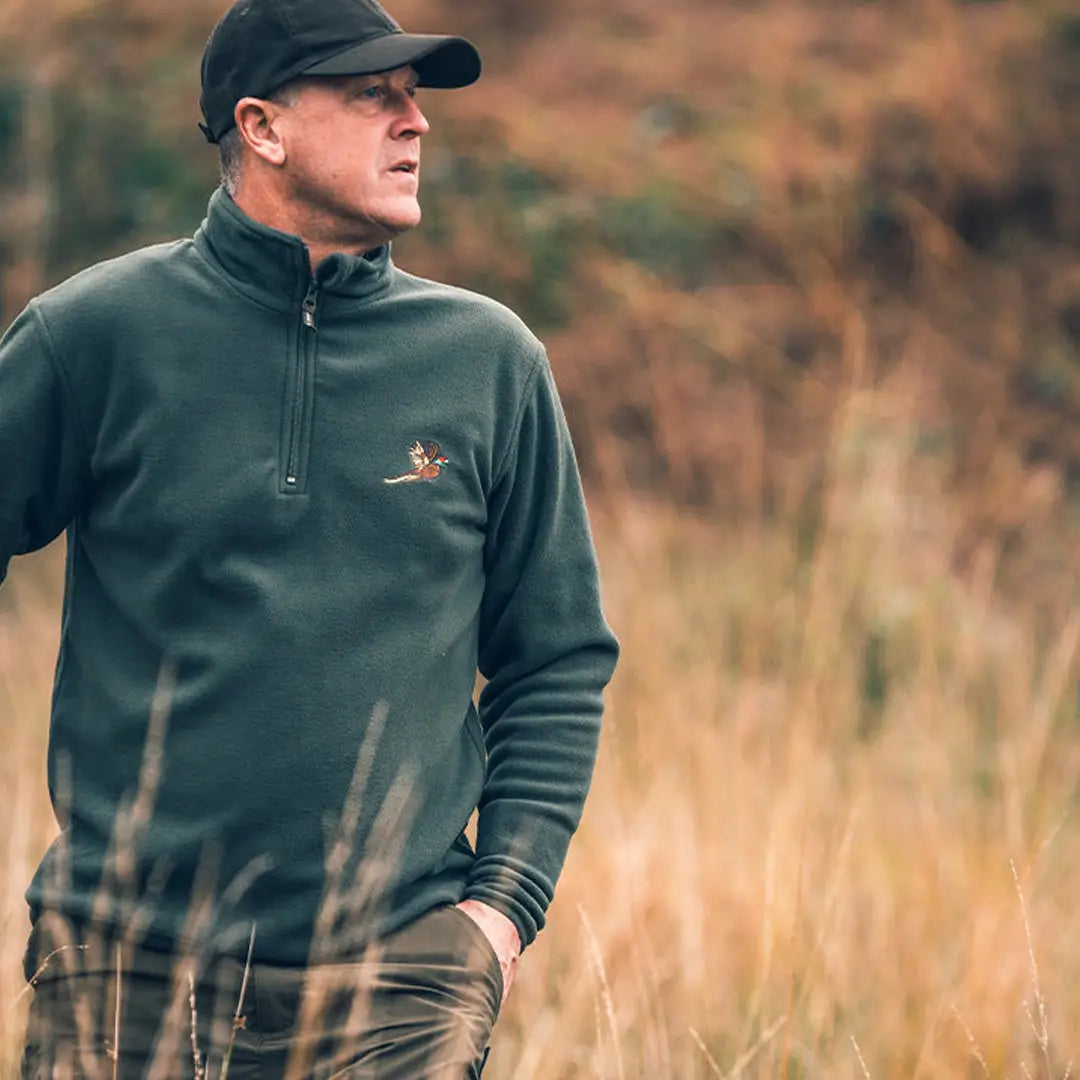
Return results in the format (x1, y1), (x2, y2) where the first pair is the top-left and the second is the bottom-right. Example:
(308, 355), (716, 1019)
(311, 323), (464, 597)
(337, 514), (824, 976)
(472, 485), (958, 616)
(2, 1), (1079, 1075)
(3, 367), (1080, 1079)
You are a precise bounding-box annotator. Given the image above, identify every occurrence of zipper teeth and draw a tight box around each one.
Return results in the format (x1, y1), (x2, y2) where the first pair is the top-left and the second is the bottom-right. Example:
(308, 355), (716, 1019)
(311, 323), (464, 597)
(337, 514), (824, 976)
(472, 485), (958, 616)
(287, 286), (317, 485)
(286, 356), (303, 482)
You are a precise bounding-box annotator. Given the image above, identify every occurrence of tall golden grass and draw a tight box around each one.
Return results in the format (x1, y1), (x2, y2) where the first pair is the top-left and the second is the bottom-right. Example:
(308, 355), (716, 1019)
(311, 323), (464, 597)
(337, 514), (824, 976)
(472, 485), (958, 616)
(2, 362), (1079, 1078)
(2, 0), (1079, 1074)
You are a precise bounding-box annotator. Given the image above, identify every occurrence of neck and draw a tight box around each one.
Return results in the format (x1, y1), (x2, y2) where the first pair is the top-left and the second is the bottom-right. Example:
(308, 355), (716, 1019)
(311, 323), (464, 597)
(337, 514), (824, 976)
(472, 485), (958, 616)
(233, 180), (391, 272)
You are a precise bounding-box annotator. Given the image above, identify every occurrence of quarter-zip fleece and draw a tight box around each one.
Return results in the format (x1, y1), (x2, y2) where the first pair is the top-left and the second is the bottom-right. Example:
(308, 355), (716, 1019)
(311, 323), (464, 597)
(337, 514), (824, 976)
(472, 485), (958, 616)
(1, 189), (618, 964)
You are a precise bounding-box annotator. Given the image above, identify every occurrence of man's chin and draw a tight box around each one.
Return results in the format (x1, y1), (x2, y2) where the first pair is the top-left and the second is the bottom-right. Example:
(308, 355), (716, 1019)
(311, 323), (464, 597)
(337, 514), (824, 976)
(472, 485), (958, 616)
(375, 201), (422, 239)
(338, 203), (421, 252)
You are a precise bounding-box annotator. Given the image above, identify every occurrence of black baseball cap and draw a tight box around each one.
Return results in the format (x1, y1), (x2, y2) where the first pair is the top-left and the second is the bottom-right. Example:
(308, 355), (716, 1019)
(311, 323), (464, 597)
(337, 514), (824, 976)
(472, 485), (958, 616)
(199, 0), (482, 144)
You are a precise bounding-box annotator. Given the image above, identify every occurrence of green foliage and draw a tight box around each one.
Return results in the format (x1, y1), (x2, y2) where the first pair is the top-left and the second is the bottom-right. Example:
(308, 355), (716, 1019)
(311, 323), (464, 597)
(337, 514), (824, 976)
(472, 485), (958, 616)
(858, 628), (888, 741)
(46, 89), (210, 273)
(1049, 12), (1080, 57)
(596, 184), (715, 290)
(0, 81), (18, 182)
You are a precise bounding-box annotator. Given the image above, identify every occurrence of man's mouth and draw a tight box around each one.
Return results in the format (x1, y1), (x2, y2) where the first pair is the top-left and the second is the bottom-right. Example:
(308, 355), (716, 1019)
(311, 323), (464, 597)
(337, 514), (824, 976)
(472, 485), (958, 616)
(390, 161), (418, 175)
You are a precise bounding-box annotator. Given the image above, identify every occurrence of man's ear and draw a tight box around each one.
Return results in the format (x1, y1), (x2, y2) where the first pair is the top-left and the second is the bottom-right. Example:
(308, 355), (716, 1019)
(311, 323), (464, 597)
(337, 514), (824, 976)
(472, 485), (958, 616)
(234, 97), (288, 167)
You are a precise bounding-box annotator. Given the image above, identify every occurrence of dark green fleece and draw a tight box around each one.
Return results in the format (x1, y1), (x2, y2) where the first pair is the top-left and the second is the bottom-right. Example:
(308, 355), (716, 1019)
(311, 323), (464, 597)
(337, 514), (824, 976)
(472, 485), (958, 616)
(2, 189), (618, 964)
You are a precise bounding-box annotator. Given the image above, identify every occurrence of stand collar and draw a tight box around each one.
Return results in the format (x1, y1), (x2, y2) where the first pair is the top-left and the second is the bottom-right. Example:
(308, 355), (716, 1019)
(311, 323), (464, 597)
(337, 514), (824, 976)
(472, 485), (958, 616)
(194, 188), (393, 310)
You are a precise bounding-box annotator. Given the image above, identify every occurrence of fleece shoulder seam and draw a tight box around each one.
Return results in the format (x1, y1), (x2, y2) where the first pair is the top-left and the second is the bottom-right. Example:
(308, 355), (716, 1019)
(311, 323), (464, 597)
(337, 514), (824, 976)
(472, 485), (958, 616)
(28, 300), (93, 467)
(490, 343), (547, 490)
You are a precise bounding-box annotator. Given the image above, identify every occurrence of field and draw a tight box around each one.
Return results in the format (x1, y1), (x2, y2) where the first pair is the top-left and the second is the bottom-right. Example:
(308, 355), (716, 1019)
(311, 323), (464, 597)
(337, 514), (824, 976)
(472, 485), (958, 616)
(4, 373), (1080, 1078)
(3, 0), (1080, 1075)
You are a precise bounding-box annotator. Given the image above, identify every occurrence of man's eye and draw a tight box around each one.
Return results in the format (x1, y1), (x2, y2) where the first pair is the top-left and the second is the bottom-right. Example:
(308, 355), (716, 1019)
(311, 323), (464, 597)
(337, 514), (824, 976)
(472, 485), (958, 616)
(359, 86), (383, 101)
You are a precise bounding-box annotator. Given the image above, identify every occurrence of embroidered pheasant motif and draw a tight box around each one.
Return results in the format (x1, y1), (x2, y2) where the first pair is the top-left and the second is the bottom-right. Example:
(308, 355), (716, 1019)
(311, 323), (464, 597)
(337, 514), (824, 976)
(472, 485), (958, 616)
(384, 441), (449, 484)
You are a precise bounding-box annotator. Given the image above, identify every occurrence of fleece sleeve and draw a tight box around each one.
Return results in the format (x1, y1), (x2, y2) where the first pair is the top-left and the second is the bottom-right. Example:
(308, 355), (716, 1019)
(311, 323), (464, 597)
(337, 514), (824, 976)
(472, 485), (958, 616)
(0, 302), (89, 584)
(468, 348), (619, 948)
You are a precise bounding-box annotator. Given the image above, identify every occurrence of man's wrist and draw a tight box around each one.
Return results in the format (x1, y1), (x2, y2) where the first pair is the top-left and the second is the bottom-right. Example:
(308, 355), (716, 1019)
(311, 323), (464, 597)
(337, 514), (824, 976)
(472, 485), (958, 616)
(455, 897), (521, 1005)
(456, 898), (521, 954)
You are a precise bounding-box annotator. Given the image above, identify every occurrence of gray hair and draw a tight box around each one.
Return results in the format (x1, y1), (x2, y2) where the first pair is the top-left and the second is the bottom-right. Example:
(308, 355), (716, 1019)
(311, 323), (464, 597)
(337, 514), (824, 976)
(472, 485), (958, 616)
(218, 81), (304, 197)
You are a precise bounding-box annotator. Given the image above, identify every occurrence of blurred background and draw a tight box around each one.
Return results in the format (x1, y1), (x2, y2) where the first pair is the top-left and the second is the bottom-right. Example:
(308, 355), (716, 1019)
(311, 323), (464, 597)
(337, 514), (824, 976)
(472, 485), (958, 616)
(3, 0), (1080, 1076)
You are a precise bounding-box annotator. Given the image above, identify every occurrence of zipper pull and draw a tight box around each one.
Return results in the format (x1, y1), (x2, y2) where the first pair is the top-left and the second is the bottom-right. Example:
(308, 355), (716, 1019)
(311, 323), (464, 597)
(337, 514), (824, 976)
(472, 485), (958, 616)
(301, 284), (318, 331)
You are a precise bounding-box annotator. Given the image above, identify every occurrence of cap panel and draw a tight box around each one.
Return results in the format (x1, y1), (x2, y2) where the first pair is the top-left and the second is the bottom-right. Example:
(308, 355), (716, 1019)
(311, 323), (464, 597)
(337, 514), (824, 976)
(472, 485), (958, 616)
(201, 0), (299, 141)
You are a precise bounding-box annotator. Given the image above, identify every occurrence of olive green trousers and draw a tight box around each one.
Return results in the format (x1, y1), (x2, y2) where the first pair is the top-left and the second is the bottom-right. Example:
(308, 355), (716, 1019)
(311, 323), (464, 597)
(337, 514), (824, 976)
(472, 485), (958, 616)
(21, 906), (501, 1079)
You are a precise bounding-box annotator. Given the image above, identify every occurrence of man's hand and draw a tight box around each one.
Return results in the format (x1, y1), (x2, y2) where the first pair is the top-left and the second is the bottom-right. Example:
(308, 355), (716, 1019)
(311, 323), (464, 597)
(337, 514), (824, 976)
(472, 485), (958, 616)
(455, 898), (521, 1007)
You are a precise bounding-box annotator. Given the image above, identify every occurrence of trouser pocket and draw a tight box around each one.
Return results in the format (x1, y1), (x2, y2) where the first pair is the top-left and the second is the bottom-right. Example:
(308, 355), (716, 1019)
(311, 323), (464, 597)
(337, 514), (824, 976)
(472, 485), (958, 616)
(301, 905), (502, 1078)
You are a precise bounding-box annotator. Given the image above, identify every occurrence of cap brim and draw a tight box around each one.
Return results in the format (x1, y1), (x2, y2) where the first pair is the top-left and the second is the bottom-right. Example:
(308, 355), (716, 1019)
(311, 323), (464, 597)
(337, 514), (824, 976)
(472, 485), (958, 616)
(302, 33), (481, 89)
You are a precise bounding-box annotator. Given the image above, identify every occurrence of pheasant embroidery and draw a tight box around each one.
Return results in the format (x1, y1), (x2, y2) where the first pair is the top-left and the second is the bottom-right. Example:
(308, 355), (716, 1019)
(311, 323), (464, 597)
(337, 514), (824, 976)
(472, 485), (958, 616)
(384, 441), (449, 484)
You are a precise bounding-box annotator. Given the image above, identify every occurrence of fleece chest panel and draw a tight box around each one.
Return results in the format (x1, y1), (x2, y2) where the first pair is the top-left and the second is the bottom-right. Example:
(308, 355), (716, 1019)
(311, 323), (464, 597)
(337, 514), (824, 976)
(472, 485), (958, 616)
(0, 189), (618, 963)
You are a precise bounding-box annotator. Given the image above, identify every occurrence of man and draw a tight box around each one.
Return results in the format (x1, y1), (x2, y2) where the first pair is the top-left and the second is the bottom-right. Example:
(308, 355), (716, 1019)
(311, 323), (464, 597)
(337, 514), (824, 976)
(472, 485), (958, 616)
(6, 0), (618, 1075)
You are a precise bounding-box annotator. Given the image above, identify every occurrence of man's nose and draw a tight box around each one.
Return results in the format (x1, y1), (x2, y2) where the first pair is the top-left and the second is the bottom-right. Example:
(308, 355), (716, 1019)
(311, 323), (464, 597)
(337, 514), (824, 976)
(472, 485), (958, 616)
(395, 95), (430, 138)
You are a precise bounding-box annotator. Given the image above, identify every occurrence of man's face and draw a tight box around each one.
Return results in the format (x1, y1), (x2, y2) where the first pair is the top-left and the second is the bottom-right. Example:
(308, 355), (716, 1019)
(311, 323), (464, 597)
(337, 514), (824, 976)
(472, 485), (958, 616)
(273, 66), (429, 246)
